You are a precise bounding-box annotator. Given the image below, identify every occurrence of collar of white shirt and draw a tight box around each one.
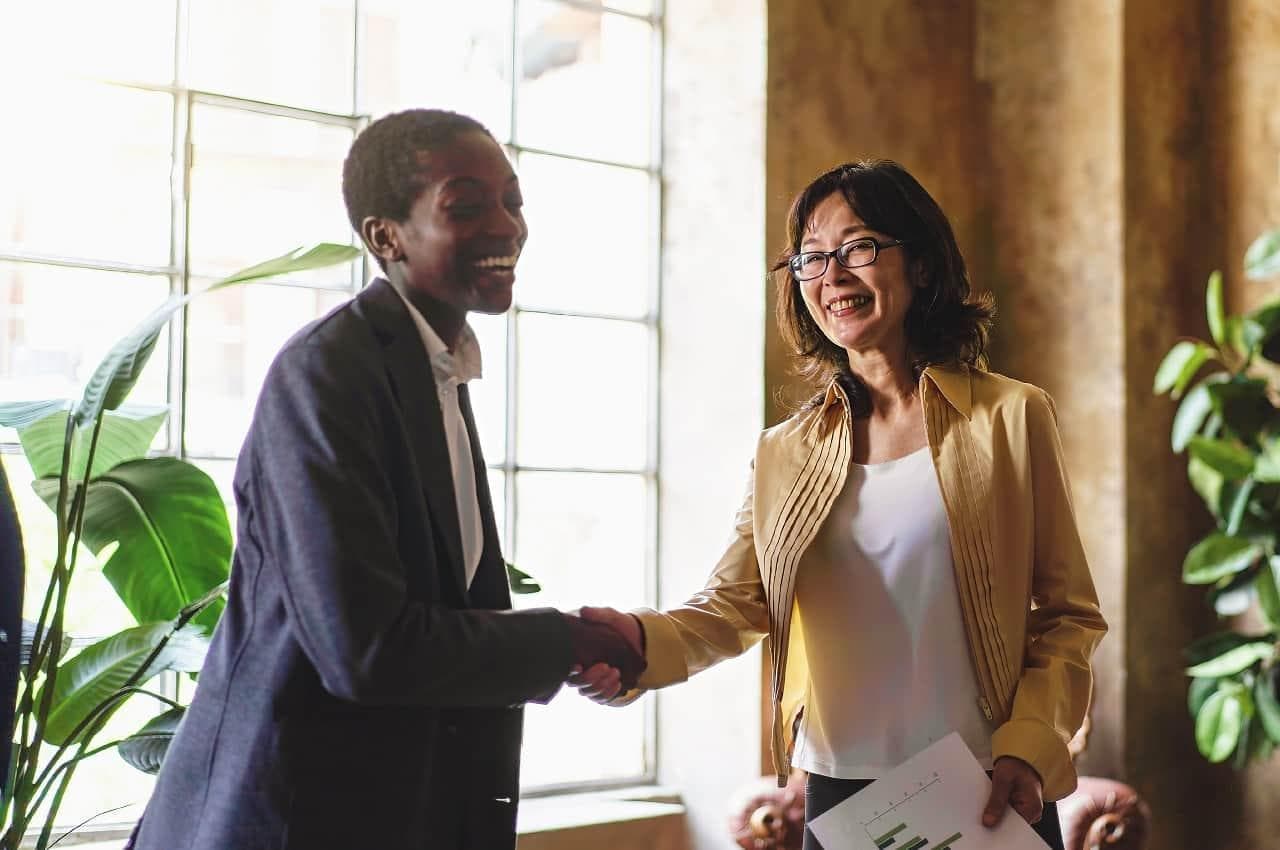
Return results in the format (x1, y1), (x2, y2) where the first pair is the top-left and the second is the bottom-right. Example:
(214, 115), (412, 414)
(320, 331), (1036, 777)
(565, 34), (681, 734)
(392, 287), (483, 387)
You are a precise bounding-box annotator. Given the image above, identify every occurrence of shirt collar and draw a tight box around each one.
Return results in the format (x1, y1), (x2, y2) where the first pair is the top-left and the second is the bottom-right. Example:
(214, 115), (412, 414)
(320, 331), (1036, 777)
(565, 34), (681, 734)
(393, 287), (484, 385)
(819, 363), (972, 420)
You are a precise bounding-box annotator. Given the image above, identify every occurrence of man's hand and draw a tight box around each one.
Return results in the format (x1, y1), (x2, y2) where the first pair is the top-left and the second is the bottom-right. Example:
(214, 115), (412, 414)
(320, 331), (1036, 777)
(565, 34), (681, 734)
(566, 607), (645, 703)
(562, 610), (645, 694)
(983, 756), (1044, 828)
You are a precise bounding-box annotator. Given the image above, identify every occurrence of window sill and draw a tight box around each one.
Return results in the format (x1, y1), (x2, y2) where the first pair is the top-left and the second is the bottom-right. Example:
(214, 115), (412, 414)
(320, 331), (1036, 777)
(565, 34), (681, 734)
(23, 788), (689, 850)
(517, 786), (687, 850)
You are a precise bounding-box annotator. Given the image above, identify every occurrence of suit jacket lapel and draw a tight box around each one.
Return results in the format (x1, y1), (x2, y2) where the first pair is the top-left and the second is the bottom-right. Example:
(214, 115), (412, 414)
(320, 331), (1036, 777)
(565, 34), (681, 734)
(355, 279), (469, 602)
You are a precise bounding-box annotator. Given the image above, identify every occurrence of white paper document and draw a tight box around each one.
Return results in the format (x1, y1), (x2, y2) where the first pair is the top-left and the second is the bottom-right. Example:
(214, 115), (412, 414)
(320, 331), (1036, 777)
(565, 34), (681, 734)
(807, 733), (1049, 850)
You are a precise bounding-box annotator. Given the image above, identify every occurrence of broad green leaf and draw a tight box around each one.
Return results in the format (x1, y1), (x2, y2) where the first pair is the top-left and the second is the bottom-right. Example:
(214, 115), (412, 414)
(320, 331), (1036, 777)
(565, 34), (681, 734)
(1183, 533), (1265, 584)
(1207, 271), (1226, 347)
(1256, 558), (1280, 631)
(505, 562), (541, 595)
(1255, 438), (1280, 483)
(1187, 455), (1225, 518)
(1154, 341), (1211, 397)
(1212, 581), (1255, 617)
(1189, 676), (1221, 717)
(32, 458), (231, 631)
(1186, 642), (1275, 677)
(1245, 229), (1280, 280)
(1172, 373), (1228, 450)
(1188, 436), (1256, 480)
(0, 400), (72, 429)
(1205, 379), (1272, 443)
(16, 404), (167, 481)
(118, 708), (184, 775)
(1185, 630), (1262, 665)
(37, 622), (209, 746)
(1197, 686), (1246, 762)
(1226, 477), (1257, 536)
(208, 243), (360, 288)
(73, 243), (360, 429)
(1257, 669), (1280, 744)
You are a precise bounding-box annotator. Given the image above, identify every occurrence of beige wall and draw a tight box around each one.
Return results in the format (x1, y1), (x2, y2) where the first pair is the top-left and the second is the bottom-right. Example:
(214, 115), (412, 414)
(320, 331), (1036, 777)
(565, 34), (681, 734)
(766, 1), (1280, 848)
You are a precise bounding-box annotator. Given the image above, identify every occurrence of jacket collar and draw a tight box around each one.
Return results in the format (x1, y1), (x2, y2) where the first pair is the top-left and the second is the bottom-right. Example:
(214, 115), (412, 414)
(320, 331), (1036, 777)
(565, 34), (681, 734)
(818, 362), (973, 420)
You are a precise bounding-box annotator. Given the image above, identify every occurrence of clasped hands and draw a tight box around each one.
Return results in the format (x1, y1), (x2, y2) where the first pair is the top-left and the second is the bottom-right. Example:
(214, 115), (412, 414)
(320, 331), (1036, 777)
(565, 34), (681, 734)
(562, 606), (644, 701)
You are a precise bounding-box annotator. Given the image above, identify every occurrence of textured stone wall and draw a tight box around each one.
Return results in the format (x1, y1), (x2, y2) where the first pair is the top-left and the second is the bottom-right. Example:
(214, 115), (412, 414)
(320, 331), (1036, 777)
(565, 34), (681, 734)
(765, 1), (1280, 848)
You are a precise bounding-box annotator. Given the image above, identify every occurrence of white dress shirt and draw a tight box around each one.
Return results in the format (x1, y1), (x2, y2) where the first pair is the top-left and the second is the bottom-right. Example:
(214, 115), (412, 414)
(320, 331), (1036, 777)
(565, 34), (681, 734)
(394, 290), (485, 589)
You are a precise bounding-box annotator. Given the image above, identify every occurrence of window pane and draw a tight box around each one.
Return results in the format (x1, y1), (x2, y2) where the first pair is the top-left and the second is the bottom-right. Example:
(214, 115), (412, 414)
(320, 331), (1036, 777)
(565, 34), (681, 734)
(360, 0), (512, 139)
(187, 104), (358, 284)
(184, 283), (351, 457)
(468, 312), (508, 464)
(516, 154), (650, 318)
(517, 3), (653, 165)
(0, 81), (173, 266)
(0, 1), (176, 86)
(188, 0), (356, 114)
(0, 263), (171, 435)
(514, 470), (648, 786)
(516, 314), (648, 470)
(605, 0), (654, 14)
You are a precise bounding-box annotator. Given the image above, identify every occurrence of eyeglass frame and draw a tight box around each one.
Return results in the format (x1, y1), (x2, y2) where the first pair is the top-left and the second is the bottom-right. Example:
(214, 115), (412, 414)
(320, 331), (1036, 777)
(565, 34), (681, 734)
(787, 236), (909, 281)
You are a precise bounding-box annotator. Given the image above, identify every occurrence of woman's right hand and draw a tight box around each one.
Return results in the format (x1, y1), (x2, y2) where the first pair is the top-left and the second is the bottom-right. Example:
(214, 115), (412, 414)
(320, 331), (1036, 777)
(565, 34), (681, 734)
(567, 607), (644, 703)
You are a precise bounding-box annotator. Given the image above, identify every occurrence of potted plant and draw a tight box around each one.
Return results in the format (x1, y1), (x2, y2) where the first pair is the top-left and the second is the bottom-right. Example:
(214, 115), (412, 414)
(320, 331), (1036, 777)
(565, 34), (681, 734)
(1154, 229), (1280, 767)
(0, 244), (360, 850)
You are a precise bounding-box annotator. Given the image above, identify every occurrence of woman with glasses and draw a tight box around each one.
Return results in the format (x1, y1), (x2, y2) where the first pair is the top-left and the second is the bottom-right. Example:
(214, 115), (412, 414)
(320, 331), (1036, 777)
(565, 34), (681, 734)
(570, 160), (1106, 850)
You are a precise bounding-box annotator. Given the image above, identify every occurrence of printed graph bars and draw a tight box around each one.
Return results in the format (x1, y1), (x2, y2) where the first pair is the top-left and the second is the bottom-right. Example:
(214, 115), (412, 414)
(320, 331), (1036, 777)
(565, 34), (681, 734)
(874, 823), (906, 848)
(873, 824), (962, 850)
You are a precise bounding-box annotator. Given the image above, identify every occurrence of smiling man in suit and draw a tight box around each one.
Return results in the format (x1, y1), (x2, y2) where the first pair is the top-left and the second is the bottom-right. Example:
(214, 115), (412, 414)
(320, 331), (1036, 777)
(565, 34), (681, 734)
(131, 109), (643, 850)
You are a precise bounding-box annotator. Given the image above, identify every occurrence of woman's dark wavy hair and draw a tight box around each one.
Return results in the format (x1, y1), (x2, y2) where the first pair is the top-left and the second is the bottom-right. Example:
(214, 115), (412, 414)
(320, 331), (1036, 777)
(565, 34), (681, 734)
(341, 108), (494, 270)
(773, 159), (994, 412)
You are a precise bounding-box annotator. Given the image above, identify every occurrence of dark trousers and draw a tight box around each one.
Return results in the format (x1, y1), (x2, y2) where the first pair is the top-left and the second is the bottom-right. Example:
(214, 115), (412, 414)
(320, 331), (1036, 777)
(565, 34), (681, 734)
(803, 772), (1065, 850)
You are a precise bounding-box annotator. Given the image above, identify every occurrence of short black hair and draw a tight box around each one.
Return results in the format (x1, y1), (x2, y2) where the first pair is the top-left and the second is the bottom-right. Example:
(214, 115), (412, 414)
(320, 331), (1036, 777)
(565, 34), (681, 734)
(341, 109), (494, 263)
(773, 159), (994, 408)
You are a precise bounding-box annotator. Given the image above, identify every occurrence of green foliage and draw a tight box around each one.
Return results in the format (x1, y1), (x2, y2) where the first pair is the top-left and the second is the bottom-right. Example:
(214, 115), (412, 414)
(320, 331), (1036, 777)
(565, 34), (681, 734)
(0, 244), (360, 850)
(1157, 228), (1280, 768)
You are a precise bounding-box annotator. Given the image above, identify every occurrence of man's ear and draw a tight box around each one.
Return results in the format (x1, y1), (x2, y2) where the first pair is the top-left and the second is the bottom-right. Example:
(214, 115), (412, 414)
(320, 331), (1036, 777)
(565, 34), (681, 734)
(361, 216), (403, 264)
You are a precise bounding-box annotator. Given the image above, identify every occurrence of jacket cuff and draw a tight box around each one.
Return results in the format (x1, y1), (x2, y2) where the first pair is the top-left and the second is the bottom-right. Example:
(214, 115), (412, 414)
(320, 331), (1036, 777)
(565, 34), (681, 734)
(991, 718), (1077, 801)
(630, 607), (689, 690)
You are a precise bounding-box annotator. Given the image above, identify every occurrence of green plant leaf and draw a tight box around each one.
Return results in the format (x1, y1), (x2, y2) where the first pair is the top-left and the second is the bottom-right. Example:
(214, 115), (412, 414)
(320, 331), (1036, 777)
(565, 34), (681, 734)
(505, 562), (541, 595)
(117, 708), (184, 775)
(1205, 379), (1273, 444)
(31, 458), (231, 631)
(73, 243), (360, 429)
(1257, 668), (1280, 744)
(1187, 456), (1225, 518)
(36, 623), (209, 746)
(1226, 477), (1257, 536)
(1212, 580), (1256, 617)
(1154, 341), (1212, 397)
(1245, 229), (1280, 280)
(1256, 558), (1280, 631)
(1188, 436), (1256, 480)
(1197, 685), (1247, 762)
(1189, 676), (1221, 717)
(1172, 382), (1216, 453)
(1254, 438), (1280, 483)
(1185, 630), (1263, 665)
(1183, 533), (1265, 584)
(1186, 642), (1275, 677)
(16, 404), (167, 481)
(1207, 270), (1226, 347)
(0, 399), (72, 430)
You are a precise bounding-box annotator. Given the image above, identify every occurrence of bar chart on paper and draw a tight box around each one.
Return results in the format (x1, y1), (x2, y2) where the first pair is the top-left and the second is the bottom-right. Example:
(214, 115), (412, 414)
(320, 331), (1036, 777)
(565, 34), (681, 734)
(807, 733), (1048, 850)
(861, 772), (965, 850)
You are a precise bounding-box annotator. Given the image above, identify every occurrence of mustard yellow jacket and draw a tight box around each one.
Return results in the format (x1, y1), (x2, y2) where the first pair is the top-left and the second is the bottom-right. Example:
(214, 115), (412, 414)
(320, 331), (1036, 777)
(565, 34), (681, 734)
(627, 364), (1106, 801)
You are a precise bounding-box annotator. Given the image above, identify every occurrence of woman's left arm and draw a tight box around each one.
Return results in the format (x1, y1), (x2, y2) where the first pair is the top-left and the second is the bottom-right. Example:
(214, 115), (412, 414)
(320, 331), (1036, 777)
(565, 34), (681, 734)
(991, 387), (1108, 802)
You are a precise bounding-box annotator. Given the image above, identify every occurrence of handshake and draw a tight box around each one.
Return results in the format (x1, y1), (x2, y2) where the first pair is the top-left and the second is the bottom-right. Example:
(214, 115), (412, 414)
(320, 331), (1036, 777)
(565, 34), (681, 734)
(561, 607), (646, 702)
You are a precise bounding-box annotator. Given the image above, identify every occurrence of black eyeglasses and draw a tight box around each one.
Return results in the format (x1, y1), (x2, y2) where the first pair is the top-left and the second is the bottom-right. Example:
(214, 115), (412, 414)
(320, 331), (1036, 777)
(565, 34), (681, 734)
(788, 237), (907, 281)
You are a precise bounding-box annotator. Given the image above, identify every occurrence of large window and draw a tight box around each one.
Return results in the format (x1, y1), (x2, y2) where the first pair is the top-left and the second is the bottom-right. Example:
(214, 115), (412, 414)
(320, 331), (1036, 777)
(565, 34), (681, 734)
(1, 0), (661, 830)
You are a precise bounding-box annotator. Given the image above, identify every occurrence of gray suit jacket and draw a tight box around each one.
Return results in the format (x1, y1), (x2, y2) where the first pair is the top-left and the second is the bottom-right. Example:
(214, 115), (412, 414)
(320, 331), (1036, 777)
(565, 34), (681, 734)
(132, 279), (574, 850)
